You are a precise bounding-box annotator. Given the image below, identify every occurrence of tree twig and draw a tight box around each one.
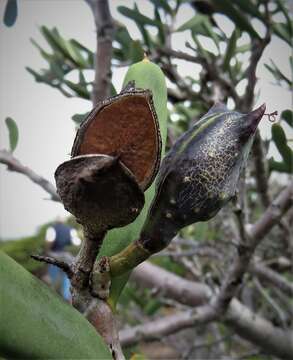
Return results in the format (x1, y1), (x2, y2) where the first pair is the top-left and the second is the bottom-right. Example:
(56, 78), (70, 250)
(213, 182), (293, 316)
(31, 254), (73, 278)
(121, 262), (293, 359)
(0, 149), (60, 201)
(86, 0), (114, 104)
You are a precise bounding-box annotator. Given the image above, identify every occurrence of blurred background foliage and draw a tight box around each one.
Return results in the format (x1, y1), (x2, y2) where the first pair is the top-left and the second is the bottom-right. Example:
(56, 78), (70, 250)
(1, 0), (292, 358)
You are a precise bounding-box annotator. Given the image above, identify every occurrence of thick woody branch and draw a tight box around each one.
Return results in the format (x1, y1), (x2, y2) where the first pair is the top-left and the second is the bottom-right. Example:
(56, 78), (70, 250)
(120, 184), (293, 356)
(86, 0), (114, 104)
(122, 262), (293, 359)
(0, 149), (59, 201)
(213, 182), (293, 315)
(248, 182), (293, 240)
(249, 262), (293, 298)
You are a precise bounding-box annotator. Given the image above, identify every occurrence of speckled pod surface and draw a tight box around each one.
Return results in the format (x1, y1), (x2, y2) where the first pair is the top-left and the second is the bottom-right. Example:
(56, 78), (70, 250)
(139, 103), (266, 253)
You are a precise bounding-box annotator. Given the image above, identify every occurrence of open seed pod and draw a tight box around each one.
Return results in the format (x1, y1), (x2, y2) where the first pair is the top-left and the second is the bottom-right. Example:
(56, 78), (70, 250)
(55, 154), (144, 235)
(71, 82), (161, 191)
(139, 103), (266, 253)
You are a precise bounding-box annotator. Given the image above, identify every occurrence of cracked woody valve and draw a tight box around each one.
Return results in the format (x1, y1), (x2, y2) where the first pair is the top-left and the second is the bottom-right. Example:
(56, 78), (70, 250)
(55, 82), (162, 238)
(108, 103), (266, 276)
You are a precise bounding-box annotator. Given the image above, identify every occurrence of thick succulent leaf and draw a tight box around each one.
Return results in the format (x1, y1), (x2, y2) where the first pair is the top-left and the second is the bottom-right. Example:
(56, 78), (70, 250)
(5, 117), (19, 152)
(3, 0), (17, 27)
(0, 251), (111, 359)
(97, 60), (168, 307)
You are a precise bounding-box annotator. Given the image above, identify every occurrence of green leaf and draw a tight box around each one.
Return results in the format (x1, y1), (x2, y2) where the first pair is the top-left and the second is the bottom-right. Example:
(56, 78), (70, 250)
(234, 0), (264, 21)
(26, 67), (43, 82)
(67, 40), (89, 68)
(98, 60), (168, 308)
(223, 29), (239, 71)
(5, 117), (18, 152)
(264, 60), (291, 87)
(149, 0), (173, 15)
(30, 39), (54, 63)
(118, 5), (159, 27)
(0, 251), (111, 359)
(176, 14), (207, 32)
(236, 44), (250, 53)
(281, 109), (293, 127)
(202, 19), (221, 50)
(115, 23), (133, 52)
(271, 123), (293, 173)
(63, 79), (90, 99)
(191, 32), (213, 61)
(154, 7), (165, 45)
(275, 0), (292, 36)
(3, 0), (17, 27)
(269, 159), (292, 174)
(72, 111), (90, 125)
(129, 40), (144, 63)
(273, 22), (293, 46)
(210, 0), (261, 39)
(70, 39), (94, 67)
(40, 26), (80, 67)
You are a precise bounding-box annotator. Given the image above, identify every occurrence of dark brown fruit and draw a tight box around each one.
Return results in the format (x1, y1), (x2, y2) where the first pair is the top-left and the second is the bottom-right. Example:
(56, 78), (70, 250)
(139, 103), (266, 253)
(71, 84), (161, 191)
(55, 154), (145, 235)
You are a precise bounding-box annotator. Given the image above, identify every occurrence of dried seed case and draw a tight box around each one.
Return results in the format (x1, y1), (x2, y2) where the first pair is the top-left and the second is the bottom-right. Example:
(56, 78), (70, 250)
(71, 84), (161, 191)
(55, 154), (145, 235)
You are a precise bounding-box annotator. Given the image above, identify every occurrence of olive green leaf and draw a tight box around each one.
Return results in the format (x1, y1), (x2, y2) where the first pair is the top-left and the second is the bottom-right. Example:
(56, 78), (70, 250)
(176, 14), (208, 32)
(0, 251), (111, 359)
(223, 29), (239, 71)
(281, 110), (293, 127)
(209, 0), (261, 39)
(270, 123), (293, 174)
(3, 0), (17, 27)
(5, 117), (19, 152)
(118, 5), (160, 27)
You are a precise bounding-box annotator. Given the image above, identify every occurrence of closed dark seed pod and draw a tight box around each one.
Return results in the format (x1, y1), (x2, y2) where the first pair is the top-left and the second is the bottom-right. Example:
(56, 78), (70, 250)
(55, 154), (145, 236)
(139, 103), (266, 253)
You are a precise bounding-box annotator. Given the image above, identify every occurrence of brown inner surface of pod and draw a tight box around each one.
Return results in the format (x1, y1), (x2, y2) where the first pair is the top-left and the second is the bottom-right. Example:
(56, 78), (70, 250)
(73, 94), (160, 190)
